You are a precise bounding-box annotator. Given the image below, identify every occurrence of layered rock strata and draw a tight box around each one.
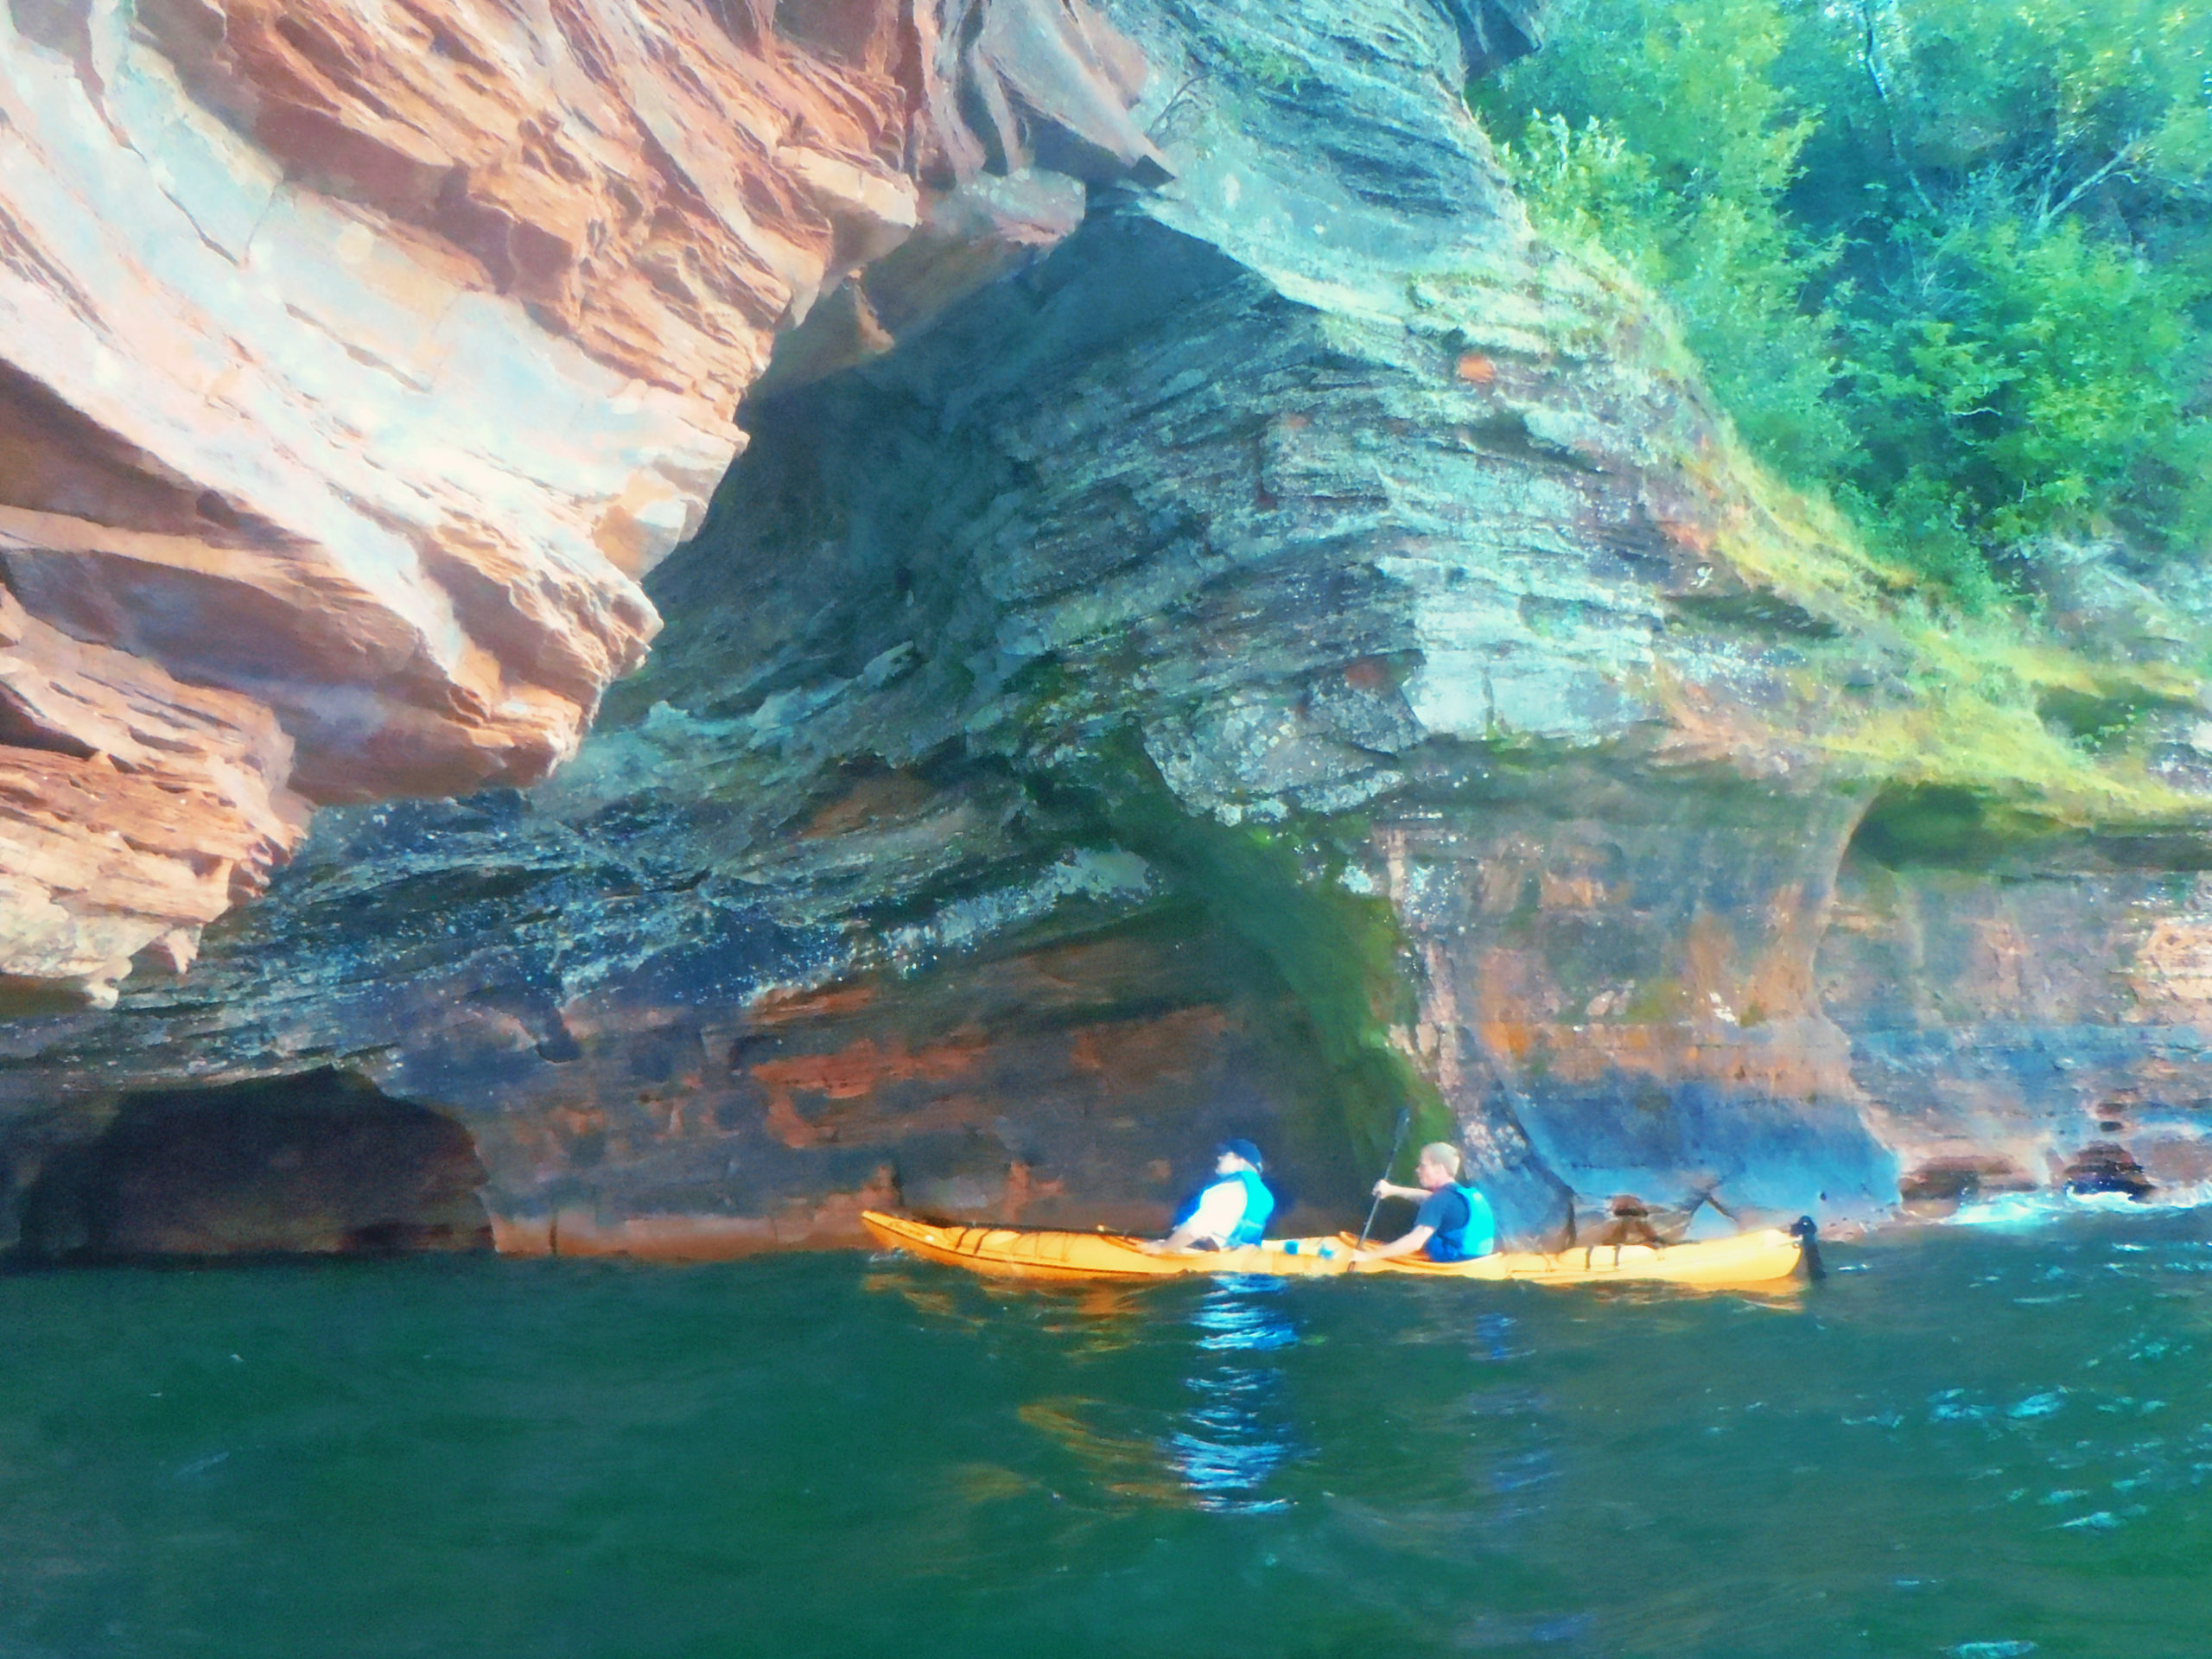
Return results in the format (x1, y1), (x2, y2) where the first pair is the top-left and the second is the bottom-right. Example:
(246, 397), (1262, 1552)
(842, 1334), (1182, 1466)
(0, 0), (1160, 1007)
(3, 0), (2209, 1256)
(1, 583), (307, 1005)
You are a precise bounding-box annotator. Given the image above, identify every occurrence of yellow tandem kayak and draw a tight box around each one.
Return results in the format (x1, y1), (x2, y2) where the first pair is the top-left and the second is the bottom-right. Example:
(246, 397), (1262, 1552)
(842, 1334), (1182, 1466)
(859, 1211), (1810, 1290)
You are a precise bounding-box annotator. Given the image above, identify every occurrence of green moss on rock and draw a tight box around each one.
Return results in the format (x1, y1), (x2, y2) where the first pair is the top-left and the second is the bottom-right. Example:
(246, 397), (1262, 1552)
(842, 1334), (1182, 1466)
(1065, 738), (1453, 1180)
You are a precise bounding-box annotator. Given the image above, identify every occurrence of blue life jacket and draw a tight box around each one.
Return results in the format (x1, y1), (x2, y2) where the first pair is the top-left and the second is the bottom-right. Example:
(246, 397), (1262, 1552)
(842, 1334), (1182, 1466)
(1426, 1184), (1497, 1262)
(1169, 1168), (1276, 1246)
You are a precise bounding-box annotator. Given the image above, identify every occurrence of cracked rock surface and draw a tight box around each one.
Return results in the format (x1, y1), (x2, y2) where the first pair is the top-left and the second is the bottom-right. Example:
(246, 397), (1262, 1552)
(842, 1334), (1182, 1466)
(5, 0), (2212, 1255)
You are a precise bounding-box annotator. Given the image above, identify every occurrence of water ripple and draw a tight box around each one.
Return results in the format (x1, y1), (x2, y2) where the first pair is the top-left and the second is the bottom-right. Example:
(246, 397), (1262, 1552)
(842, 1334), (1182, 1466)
(1165, 1281), (1305, 1510)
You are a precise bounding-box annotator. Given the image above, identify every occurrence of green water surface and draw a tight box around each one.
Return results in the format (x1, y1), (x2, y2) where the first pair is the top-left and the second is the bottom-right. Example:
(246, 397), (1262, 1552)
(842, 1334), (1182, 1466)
(4, 1211), (2209, 1658)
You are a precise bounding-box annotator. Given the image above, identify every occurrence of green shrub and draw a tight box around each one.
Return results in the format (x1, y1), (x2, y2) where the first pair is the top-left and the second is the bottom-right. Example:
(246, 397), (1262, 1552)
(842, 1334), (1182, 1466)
(1476, 0), (2212, 603)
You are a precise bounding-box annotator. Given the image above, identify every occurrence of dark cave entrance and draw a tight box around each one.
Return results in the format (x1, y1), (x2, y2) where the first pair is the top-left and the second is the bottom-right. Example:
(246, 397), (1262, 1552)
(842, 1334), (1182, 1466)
(16, 1069), (492, 1262)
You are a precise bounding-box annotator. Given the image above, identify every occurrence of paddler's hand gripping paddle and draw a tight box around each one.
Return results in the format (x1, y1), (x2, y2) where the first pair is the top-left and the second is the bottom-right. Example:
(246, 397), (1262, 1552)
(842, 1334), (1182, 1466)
(1356, 1107), (1415, 1249)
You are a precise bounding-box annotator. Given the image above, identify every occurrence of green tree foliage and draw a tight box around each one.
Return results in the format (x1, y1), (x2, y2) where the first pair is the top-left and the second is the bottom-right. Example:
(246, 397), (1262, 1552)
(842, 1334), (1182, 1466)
(1475, 0), (2212, 603)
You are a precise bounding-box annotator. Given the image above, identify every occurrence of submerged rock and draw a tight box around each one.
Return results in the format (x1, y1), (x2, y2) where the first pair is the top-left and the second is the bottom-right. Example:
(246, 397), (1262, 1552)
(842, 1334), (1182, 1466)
(1897, 1155), (2038, 1214)
(2061, 1142), (2155, 1202)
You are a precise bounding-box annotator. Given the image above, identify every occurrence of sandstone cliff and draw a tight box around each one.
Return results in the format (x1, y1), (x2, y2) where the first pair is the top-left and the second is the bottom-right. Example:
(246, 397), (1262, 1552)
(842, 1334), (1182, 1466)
(0, 0), (1160, 1007)
(4, 0), (2209, 1259)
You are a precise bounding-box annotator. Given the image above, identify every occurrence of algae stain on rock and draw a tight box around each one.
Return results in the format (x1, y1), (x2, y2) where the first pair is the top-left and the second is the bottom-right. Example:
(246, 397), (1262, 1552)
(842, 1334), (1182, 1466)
(1070, 736), (1454, 1180)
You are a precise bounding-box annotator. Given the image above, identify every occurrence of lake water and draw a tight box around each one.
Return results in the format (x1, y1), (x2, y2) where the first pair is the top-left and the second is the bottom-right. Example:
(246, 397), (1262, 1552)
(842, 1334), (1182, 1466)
(5, 1205), (2210, 1658)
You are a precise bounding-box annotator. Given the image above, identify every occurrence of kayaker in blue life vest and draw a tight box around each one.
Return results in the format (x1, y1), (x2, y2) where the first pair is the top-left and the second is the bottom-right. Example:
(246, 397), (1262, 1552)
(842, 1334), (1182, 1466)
(1141, 1139), (1275, 1252)
(1353, 1141), (1496, 1265)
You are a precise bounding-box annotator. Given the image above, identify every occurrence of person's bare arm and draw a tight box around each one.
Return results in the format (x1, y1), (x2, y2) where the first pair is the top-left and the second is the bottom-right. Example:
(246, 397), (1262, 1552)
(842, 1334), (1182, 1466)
(1140, 1181), (1243, 1253)
(1139, 1222), (1208, 1255)
(1353, 1224), (1435, 1264)
(1371, 1179), (1426, 1204)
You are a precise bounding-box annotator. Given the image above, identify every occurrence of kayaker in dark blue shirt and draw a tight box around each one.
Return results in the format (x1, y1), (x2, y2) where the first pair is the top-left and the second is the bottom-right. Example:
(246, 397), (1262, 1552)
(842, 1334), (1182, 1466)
(1141, 1139), (1275, 1252)
(1353, 1141), (1495, 1265)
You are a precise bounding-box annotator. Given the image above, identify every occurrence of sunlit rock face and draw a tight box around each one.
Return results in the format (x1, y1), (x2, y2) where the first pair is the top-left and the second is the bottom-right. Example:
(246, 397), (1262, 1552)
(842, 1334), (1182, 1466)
(0, 0), (1159, 1007)
(1823, 824), (2212, 1206)
(5, 0), (2211, 1256)
(1, 584), (307, 1006)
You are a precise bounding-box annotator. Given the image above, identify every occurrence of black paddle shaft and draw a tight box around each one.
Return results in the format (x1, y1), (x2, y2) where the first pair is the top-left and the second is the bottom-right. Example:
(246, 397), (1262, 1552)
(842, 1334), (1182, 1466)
(1357, 1109), (1415, 1249)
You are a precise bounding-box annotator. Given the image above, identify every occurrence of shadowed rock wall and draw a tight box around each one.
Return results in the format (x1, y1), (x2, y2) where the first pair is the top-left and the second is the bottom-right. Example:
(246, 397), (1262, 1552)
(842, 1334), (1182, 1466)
(16, 1068), (490, 1259)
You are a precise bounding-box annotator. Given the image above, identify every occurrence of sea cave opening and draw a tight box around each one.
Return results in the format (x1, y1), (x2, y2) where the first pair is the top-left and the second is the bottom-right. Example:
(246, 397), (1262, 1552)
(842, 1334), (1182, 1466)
(15, 1068), (492, 1263)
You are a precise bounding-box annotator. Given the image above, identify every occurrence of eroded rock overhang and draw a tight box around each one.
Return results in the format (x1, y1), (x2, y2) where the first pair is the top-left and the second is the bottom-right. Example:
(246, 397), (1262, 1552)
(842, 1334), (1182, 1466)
(9, 0), (2212, 1256)
(0, 0), (1171, 1008)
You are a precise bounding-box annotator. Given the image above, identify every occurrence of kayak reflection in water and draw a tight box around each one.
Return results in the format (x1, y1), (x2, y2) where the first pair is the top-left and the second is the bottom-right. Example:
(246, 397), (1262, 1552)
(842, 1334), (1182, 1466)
(1352, 1142), (1497, 1266)
(1138, 1139), (1276, 1254)
(1169, 1278), (1301, 1512)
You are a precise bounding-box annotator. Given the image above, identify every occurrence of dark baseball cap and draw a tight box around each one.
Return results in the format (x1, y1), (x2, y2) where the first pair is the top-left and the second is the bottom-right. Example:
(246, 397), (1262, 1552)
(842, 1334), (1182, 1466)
(1216, 1138), (1265, 1171)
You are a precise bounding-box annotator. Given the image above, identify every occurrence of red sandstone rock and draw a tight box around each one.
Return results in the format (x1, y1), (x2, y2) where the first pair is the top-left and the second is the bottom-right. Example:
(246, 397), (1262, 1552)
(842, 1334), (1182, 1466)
(0, 585), (308, 1009)
(0, 0), (1157, 1006)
